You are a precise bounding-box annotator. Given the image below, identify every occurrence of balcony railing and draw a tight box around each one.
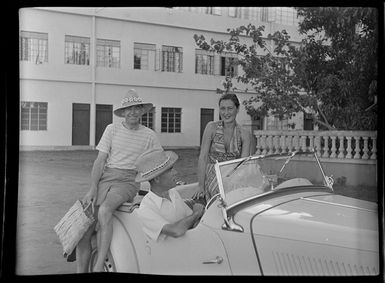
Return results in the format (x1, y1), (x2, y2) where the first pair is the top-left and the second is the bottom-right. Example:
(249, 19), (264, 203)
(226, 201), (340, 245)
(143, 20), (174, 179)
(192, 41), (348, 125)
(253, 130), (377, 161)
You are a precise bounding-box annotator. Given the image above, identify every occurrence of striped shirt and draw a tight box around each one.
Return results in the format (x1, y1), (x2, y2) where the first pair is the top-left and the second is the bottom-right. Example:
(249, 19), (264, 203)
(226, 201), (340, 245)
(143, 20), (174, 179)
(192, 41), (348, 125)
(96, 122), (162, 170)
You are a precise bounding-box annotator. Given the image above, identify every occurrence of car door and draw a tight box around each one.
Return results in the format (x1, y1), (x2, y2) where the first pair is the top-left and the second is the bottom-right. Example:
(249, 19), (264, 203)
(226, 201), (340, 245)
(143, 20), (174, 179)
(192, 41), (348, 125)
(142, 223), (232, 275)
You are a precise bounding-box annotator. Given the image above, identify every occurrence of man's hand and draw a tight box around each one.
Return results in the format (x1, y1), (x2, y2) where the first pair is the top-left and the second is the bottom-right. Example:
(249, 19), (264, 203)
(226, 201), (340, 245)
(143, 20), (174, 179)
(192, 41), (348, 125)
(192, 203), (205, 218)
(82, 187), (97, 208)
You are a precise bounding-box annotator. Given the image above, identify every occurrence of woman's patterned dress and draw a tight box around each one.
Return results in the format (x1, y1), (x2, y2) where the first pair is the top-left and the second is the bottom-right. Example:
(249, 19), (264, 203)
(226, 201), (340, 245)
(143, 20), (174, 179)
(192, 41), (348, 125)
(204, 120), (243, 203)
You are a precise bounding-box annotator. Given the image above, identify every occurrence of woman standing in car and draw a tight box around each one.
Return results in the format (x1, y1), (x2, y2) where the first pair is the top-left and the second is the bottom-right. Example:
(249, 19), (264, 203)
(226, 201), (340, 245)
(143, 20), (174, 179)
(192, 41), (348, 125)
(195, 92), (253, 204)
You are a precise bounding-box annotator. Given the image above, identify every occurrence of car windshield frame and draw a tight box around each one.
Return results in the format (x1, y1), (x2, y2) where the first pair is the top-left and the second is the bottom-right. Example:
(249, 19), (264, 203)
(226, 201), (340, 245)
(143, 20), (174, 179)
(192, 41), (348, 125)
(213, 150), (334, 231)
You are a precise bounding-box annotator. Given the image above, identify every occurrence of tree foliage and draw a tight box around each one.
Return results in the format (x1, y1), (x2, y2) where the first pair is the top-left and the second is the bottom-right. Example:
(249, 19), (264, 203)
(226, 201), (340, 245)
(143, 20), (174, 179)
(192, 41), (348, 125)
(194, 7), (377, 130)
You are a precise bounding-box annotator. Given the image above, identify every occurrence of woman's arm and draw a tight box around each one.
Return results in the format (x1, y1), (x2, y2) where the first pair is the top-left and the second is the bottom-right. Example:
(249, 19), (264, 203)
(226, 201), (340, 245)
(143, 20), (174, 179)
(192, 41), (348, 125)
(240, 128), (252, 158)
(197, 122), (215, 194)
(249, 132), (256, 155)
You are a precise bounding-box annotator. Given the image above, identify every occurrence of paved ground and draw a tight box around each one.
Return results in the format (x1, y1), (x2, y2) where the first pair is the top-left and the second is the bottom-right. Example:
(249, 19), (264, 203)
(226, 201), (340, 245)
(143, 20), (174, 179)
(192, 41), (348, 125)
(16, 149), (199, 275)
(16, 149), (377, 275)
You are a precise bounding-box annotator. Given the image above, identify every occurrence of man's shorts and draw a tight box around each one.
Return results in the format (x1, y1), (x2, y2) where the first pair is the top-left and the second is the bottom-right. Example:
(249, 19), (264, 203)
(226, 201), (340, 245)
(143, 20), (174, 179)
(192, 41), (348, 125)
(96, 167), (140, 206)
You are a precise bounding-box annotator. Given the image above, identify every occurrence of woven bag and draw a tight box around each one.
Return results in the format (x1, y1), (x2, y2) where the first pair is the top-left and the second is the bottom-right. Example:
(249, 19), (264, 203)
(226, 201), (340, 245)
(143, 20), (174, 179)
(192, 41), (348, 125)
(54, 200), (95, 258)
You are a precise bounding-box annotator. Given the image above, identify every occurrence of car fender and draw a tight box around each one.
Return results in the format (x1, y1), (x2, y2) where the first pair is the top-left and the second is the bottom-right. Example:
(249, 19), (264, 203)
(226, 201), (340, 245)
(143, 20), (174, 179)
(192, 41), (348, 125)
(110, 209), (147, 273)
(249, 195), (379, 275)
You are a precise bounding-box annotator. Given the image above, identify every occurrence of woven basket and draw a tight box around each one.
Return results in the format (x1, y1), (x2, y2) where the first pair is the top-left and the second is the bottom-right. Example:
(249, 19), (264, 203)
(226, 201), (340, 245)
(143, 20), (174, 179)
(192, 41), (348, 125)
(54, 200), (95, 258)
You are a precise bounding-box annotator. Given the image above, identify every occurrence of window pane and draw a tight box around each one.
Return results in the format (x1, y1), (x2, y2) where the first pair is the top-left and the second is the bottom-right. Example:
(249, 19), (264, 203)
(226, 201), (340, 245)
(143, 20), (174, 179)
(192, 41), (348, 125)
(30, 118), (38, 130)
(160, 108), (181, 133)
(162, 46), (183, 72)
(20, 31), (48, 63)
(20, 101), (47, 131)
(64, 36), (90, 65)
(38, 119), (47, 130)
(97, 39), (120, 68)
(21, 107), (30, 129)
(140, 107), (154, 129)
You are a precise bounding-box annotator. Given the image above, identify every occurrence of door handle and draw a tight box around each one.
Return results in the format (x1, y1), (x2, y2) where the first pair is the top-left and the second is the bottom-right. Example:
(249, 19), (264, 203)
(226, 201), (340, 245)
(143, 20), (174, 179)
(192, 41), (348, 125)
(202, 256), (223, 264)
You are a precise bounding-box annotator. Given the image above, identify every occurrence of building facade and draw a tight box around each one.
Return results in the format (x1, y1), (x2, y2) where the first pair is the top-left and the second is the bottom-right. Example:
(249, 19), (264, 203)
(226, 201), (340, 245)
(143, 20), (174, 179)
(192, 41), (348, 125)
(19, 7), (306, 150)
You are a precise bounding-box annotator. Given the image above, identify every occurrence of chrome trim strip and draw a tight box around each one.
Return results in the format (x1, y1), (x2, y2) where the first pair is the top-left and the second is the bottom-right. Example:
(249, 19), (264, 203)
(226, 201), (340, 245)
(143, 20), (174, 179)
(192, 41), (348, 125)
(226, 186), (332, 211)
(226, 190), (273, 211)
(300, 197), (377, 212)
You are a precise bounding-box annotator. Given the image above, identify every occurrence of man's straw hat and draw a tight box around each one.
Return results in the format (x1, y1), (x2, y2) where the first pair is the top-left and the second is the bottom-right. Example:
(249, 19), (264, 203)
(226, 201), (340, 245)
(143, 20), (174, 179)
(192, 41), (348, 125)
(135, 149), (178, 182)
(113, 89), (153, 117)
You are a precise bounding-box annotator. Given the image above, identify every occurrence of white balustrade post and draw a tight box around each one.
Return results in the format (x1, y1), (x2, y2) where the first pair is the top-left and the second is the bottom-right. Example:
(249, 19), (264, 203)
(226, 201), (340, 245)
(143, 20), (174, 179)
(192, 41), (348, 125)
(308, 134), (314, 151)
(293, 135), (300, 152)
(315, 135), (321, 156)
(261, 135), (267, 155)
(371, 137), (377, 160)
(353, 136), (361, 159)
(337, 136), (345, 159)
(362, 136), (369, 160)
(286, 135), (293, 152)
(255, 135), (261, 155)
(346, 136), (353, 158)
(322, 135), (330, 158)
(267, 135), (273, 154)
(273, 135), (280, 154)
(300, 135), (307, 152)
(280, 135), (286, 154)
(330, 136), (337, 158)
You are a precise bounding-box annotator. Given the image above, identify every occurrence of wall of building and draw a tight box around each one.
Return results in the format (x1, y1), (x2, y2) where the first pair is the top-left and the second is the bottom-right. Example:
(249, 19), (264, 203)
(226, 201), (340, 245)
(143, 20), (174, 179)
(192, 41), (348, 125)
(19, 7), (305, 149)
(19, 80), (91, 146)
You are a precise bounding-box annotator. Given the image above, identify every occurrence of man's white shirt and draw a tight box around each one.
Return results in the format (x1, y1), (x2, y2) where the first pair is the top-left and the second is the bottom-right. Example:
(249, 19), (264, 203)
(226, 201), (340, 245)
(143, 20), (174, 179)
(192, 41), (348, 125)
(137, 188), (193, 241)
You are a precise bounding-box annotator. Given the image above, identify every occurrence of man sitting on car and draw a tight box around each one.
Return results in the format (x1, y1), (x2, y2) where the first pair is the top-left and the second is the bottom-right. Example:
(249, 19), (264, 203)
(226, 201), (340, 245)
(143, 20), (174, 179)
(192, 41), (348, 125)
(135, 149), (205, 242)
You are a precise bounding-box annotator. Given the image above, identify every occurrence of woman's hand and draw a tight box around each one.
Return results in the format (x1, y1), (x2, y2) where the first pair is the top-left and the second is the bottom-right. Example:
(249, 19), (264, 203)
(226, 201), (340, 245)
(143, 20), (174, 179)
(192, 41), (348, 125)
(192, 203), (205, 217)
(191, 203), (205, 228)
(192, 184), (204, 200)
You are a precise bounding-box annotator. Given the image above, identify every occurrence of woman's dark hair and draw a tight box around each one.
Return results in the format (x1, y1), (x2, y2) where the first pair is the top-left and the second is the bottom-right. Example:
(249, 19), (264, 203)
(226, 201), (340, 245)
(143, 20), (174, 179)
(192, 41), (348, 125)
(219, 92), (240, 109)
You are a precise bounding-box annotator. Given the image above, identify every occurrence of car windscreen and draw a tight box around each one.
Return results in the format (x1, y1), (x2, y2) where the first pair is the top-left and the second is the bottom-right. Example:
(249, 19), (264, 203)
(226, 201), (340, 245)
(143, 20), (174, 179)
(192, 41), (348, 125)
(218, 159), (270, 206)
(217, 152), (328, 207)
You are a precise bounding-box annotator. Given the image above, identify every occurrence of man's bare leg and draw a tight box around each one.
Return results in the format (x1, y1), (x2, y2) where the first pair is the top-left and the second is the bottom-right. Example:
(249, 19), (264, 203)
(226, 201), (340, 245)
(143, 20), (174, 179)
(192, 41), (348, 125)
(93, 193), (125, 272)
(76, 222), (96, 273)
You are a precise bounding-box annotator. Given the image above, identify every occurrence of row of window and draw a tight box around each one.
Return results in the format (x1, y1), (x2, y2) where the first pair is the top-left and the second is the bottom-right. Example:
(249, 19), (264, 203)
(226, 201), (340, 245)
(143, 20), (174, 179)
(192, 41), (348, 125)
(174, 7), (300, 26)
(20, 31), (239, 76)
(20, 101), (182, 133)
(21, 100), (298, 133)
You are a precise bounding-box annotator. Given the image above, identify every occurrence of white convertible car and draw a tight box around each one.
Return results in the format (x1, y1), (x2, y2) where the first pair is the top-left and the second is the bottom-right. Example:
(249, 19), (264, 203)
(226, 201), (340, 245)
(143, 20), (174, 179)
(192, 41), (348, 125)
(89, 151), (379, 275)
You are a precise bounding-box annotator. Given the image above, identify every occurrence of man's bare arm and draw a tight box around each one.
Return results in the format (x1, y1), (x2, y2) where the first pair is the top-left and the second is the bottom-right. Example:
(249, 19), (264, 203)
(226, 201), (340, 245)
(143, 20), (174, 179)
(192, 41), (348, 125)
(161, 204), (204, 238)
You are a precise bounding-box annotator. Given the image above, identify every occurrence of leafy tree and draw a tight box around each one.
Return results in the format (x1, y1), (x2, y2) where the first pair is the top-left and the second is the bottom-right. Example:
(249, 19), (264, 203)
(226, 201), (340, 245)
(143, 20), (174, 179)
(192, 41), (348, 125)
(194, 7), (377, 130)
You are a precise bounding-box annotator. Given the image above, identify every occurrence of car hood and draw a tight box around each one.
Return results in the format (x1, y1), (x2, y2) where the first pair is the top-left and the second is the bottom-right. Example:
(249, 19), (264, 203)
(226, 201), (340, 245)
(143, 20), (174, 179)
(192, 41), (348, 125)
(237, 193), (378, 251)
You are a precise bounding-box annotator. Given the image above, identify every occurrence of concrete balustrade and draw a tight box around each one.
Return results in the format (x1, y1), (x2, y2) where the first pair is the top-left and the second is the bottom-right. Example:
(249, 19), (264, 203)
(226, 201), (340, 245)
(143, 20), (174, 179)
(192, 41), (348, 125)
(253, 130), (377, 161)
(252, 130), (377, 186)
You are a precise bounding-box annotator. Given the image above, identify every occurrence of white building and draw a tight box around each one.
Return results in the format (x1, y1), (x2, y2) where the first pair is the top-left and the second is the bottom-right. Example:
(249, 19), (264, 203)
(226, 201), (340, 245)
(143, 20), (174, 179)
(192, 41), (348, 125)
(19, 7), (308, 150)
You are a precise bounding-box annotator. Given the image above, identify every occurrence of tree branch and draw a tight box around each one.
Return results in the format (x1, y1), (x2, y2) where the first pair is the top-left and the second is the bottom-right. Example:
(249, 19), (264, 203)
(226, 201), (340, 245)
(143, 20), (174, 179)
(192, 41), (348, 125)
(313, 118), (335, 130)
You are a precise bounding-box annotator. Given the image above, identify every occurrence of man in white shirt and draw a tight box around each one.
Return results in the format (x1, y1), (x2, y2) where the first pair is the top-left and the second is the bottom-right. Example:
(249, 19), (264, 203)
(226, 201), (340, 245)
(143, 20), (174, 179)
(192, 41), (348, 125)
(135, 149), (205, 242)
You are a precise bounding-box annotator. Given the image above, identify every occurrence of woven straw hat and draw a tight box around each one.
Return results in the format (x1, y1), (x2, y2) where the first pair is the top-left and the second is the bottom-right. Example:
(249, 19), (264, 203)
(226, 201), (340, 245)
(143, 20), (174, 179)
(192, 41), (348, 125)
(114, 89), (153, 117)
(135, 149), (178, 182)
